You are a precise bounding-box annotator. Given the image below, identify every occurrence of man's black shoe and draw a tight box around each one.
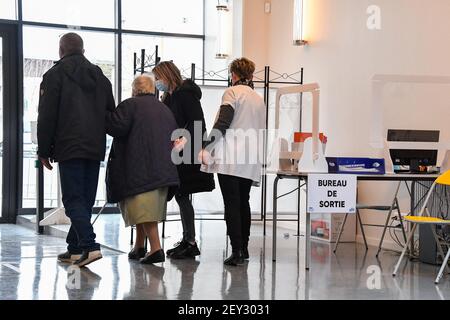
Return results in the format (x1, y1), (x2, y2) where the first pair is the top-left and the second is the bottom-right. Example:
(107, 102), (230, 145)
(170, 242), (201, 259)
(128, 248), (147, 260)
(224, 251), (245, 266)
(73, 250), (103, 268)
(57, 251), (82, 263)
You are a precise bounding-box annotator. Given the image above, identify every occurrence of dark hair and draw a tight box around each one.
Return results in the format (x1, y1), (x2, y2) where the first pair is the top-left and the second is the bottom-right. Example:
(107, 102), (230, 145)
(229, 57), (256, 80)
(152, 61), (183, 92)
(60, 33), (84, 56)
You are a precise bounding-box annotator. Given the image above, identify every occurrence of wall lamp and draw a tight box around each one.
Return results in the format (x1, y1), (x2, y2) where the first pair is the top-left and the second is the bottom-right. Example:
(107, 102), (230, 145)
(293, 0), (308, 46)
(216, 0), (231, 59)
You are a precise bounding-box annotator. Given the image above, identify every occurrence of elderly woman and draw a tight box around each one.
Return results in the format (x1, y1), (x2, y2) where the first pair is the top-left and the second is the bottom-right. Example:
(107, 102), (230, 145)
(106, 75), (179, 264)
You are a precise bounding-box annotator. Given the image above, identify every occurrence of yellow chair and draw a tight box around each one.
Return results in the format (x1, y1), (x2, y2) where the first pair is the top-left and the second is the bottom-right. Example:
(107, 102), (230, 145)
(392, 170), (450, 284)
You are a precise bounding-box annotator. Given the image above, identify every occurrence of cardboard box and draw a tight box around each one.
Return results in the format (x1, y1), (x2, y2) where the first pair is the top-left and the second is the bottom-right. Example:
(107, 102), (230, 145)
(311, 213), (356, 243)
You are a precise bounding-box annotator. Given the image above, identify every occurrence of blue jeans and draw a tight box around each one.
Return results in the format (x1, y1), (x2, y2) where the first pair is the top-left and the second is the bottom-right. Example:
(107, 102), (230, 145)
(59, 159), (101, 253)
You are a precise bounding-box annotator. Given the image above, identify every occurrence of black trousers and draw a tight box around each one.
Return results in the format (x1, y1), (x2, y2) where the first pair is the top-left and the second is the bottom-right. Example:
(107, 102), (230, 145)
(218, 174), (253, 252)
(175, 193), (196, 243)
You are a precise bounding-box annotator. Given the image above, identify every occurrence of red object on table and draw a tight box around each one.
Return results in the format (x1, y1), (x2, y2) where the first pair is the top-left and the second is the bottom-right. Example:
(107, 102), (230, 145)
(294, 132), (328, 143)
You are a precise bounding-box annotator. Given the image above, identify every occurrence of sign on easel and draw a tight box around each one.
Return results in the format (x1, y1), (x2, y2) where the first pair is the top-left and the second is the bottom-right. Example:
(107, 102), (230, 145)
(307, 174), (357, 213)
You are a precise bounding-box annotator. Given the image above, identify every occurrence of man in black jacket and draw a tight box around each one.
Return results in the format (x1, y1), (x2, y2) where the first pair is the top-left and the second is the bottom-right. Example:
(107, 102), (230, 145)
(37, 33), (115, 267)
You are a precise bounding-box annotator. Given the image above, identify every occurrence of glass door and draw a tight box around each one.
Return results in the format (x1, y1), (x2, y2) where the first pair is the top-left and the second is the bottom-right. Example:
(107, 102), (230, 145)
(0, 24), (19, 223)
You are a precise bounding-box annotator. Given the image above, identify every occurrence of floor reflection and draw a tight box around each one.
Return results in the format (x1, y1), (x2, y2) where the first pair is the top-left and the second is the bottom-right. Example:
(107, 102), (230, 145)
(171, 259), (200, 300)
(64, 265), (102, 300)
(124, 263), (167, 300)
(222, 263), (250, 300)
(1, 221), (450, 300)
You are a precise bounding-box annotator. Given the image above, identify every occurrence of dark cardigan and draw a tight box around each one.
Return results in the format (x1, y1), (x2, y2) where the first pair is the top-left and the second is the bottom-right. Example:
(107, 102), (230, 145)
(105, 94), (180, 203)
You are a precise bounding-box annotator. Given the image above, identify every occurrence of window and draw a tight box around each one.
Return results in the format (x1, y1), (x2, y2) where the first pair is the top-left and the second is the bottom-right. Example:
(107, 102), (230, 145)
(22, 26), (116, 208)
(122, 33), (203, 99)
(0, 0), (17, 20)
(12, 0), (206, 215)
(22, 0), (115, 28)
(122, 0), (204, 35)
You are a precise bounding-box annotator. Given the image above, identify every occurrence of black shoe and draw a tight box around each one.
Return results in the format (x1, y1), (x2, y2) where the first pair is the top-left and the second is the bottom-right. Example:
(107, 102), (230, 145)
(128, 248), (147, 260)
(57, 251), (82, 263)
(243, 247), (249, 260)
(170, 242), (201, 260)
(140, 249), (165, 264)
(73, 250), (103, 268)
(224, 251), (245, 266)
(166, 240), (187, 257)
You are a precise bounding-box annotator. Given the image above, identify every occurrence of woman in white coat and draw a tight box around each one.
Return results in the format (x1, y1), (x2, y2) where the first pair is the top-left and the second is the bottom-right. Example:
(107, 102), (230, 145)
(199, 57), (266, 266)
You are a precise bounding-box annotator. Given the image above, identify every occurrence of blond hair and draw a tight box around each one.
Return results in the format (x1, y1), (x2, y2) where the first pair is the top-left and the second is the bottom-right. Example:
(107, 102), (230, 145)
(229, 57), (256, 80)
(132, 75), (155, 97)
(152, 61), (183, 92)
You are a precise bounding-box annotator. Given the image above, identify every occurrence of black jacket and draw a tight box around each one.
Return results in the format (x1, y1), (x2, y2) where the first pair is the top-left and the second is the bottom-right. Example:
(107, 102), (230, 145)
(105, 94), (180, 203)
(164, 80), (215, 196)
(37, 54), (115, 162)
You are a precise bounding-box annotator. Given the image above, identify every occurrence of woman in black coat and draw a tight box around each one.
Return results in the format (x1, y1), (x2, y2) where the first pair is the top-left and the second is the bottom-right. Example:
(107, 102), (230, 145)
(106, 75), (179, 264)
(152, 61), (215, 259)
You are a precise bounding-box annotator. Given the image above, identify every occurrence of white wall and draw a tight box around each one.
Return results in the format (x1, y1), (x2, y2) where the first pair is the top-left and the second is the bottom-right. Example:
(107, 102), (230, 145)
(242, 0), (450, 249)
(242, 0), (269, 71)
(205, 0), (244, 73)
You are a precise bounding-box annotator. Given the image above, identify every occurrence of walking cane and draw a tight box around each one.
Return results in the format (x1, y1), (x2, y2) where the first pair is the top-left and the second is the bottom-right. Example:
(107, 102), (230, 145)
(91, 202), (109, 226)
(91, 178), (110, 226)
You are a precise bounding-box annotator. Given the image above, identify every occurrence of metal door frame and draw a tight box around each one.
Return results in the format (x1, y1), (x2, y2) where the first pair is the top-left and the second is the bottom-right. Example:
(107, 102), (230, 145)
(0, 23), (20, 224)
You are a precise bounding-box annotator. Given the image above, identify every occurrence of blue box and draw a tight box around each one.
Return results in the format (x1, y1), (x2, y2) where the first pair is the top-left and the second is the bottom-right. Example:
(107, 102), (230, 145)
(326, 157), (385, 175)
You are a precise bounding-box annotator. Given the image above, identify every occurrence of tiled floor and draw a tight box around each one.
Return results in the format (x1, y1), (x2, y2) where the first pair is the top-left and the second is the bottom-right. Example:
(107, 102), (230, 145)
(1, 215), (450, 300)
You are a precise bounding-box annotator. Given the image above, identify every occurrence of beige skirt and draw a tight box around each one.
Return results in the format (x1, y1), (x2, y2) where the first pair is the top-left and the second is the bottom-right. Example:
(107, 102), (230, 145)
(119, 188), (168, 227)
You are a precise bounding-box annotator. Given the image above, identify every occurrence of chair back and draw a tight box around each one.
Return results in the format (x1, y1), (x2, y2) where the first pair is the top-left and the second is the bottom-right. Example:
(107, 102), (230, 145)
(417, 171), (450, 217)
(436, 170), (450, 186)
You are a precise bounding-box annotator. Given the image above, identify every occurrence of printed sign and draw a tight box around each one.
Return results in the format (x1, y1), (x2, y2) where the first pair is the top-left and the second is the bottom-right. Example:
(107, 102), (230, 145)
(307, 174), (357, 213)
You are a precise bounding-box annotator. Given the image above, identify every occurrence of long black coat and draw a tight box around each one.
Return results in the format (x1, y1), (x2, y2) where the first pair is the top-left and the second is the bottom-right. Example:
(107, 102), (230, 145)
(105, 94), (180, 203)
(37, 54), (115, 162)
(164, 80), (215, 196)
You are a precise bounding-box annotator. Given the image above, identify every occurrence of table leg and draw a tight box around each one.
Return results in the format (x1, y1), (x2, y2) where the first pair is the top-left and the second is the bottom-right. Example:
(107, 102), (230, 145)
(410, 181), (416, 256)
(272, 176), (280, 262)
(262, 173), (267, 236)
(306, 211), (310, 270)
(376, 181), (401, 257)
(296, 179), (301, 236)
(263, 200), (267, 237)
(305, 185), (310, 270)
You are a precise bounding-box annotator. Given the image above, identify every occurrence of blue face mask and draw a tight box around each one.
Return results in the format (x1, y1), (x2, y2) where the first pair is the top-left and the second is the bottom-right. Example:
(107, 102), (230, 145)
(155, 80), (169, 92)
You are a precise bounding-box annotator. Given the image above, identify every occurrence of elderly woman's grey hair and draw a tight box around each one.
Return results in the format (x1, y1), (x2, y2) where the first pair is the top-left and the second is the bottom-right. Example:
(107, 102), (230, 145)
(132, 75), (155, 97)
